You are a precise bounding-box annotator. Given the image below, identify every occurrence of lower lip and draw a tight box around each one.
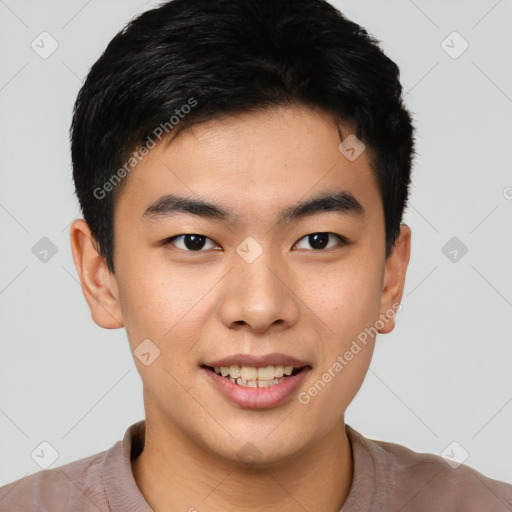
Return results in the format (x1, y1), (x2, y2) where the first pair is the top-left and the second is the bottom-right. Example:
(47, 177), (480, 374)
(201, 367), (311, 409)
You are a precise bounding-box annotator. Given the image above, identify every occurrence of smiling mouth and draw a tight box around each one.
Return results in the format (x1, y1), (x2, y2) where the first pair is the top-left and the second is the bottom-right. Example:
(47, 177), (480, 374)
(201, 364), (307, 388)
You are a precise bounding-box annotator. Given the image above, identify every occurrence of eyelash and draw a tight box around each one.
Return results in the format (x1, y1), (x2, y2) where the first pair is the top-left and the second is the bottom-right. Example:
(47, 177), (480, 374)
(164, 232), (348, 252)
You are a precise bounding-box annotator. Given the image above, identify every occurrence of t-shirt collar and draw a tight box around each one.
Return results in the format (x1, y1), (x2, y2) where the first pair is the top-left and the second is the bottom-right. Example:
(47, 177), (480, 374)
(101, 420), (380, 512)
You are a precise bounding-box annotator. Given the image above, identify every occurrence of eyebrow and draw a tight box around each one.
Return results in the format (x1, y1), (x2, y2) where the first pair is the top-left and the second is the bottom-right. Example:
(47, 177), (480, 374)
(142, 189), (365, 224)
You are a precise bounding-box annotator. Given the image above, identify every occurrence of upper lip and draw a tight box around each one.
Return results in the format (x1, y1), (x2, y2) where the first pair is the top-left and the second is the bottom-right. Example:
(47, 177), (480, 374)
(202, 353), (310, 369)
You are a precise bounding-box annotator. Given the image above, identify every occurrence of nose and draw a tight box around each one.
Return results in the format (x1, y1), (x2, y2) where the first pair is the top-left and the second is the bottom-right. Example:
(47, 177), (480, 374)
(218, 250), (300, 334)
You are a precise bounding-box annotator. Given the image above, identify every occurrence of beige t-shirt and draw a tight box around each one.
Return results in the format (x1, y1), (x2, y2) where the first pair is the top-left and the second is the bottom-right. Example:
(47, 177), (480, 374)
(1, 420), (510, 511)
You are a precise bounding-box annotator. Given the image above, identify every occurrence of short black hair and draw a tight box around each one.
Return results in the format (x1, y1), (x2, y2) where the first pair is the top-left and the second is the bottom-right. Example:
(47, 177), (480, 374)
(71, 0), (414, 274)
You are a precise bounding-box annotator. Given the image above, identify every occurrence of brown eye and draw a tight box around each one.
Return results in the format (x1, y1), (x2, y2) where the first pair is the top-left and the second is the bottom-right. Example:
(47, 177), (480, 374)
(166, 234), (218, 251)
(294, 232), (346, 250)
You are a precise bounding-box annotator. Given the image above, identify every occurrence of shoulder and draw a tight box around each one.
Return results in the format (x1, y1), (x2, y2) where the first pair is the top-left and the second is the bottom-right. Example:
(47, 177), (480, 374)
(0, 448), (110, 512)
(348, 427), (512, 511)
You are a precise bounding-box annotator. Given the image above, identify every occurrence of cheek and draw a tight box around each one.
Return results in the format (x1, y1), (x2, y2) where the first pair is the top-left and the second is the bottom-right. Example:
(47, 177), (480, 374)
(298, 258), (384, 340)
(298, 267), (381, 421)
(117, 274), (203, 391)
(114, 251), (172, 343)
(116, 257), (219, 351)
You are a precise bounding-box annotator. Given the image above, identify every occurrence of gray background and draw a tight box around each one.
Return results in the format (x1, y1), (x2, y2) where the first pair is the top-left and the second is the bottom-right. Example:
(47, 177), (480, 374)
(1, 0), (511, 487)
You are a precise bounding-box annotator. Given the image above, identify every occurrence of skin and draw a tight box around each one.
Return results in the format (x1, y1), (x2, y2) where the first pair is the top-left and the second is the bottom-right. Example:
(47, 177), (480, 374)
(70, 104), (411, 512)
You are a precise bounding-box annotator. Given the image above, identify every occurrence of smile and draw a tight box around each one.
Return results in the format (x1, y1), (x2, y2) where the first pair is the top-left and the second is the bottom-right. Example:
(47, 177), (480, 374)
(201, 364), (311, 409)
(207, 364), (304, 388)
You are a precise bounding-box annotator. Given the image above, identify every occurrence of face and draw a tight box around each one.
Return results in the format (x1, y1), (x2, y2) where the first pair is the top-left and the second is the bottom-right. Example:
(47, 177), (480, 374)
(71, 104), (410, 466)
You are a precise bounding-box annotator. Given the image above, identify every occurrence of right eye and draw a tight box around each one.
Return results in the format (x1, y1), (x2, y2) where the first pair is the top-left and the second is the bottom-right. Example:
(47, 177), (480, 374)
(165, 234), (220, 252)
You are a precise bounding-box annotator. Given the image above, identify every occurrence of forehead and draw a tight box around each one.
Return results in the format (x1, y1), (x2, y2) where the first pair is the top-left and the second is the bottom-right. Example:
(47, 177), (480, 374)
(114, 105), (382, 224)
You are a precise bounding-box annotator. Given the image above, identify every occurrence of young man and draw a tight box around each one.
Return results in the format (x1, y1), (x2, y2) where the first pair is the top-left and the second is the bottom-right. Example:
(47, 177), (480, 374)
(1, 0), (510, 510)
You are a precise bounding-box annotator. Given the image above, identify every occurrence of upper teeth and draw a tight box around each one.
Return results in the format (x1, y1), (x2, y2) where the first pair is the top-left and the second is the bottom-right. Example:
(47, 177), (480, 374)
(214, 365), (295, 380)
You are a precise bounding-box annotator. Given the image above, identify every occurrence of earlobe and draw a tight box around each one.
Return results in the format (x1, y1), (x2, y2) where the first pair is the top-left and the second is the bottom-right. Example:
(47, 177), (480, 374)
(378, 223), (411, 334)
(69, 219), (124, 329)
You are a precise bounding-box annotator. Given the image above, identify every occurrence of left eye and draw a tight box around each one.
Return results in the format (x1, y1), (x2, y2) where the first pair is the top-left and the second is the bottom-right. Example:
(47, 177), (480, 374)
(166, 233), (347, 252)
(293, 232), (346, 251)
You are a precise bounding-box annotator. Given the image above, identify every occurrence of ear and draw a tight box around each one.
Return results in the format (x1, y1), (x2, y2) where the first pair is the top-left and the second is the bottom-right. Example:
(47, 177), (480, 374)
(378, 223), (411, 334)
(69, 219), (124, 329)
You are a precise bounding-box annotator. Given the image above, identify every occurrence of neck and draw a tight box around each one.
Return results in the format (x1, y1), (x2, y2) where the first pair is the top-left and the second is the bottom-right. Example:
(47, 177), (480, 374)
(131, 415), (353, 512)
